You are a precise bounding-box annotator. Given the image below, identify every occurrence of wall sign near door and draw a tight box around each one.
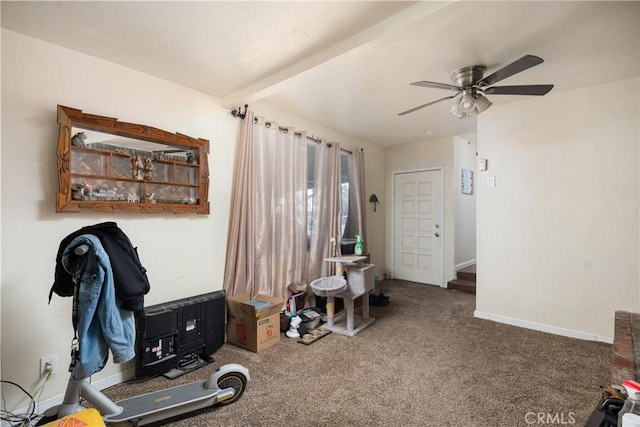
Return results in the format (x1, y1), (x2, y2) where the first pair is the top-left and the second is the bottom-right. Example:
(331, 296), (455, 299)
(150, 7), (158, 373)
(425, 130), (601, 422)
(461, 169), (474, 195)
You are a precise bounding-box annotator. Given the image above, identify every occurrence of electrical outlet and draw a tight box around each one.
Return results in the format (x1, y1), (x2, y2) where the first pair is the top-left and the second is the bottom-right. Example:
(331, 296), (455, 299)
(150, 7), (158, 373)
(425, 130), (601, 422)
(40, 354), (57, 377)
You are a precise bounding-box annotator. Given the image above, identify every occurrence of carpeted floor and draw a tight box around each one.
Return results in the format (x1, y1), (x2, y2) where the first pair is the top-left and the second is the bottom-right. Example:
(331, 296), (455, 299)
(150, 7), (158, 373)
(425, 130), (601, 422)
(102, 280), (611, 426)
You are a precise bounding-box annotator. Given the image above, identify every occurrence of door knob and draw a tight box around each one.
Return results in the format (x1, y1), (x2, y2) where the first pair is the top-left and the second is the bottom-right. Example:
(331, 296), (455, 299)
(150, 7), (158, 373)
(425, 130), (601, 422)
(435, 232), (440, 237)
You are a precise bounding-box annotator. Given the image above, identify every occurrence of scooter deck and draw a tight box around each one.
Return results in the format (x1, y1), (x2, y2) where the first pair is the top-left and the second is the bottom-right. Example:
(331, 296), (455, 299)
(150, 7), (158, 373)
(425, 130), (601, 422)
(105, 379), (220, 423)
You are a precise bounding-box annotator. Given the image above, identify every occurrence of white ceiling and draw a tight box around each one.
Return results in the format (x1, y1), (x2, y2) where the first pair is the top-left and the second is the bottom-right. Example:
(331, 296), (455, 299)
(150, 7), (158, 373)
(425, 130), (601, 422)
(2, 1), (639, 147)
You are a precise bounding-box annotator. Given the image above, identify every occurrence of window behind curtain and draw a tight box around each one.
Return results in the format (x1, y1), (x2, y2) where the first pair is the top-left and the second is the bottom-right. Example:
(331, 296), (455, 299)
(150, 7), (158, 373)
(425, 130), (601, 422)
(306, 142), (351, 242)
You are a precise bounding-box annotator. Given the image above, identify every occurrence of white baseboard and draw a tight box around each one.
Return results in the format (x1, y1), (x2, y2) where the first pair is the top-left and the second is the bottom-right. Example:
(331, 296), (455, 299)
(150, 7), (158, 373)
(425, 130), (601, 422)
(5, 367), (135, 425)
(455, 259), (476, 271)
(473, 310), (613, 344)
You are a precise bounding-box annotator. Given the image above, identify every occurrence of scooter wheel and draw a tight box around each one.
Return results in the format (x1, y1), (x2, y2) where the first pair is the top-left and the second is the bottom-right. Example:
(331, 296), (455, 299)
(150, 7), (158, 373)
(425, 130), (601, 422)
(216, 372), (247, 406)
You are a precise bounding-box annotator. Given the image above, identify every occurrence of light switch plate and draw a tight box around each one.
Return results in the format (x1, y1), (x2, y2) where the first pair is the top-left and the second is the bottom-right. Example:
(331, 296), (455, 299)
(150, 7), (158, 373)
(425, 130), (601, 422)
(487, 176), (496, 187)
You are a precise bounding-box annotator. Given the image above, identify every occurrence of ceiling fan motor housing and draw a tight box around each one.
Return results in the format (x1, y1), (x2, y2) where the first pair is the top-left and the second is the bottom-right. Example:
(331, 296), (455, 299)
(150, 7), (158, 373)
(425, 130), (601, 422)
(450, 65), (486, 87)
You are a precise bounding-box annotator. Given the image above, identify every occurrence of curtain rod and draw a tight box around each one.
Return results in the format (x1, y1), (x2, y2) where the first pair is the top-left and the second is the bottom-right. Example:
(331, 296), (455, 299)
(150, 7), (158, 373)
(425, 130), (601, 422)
(230, 106), (353, 153)
(251, 116), (324, 143)
(264, 122), (352, 154)
(230, 106), (318, 141)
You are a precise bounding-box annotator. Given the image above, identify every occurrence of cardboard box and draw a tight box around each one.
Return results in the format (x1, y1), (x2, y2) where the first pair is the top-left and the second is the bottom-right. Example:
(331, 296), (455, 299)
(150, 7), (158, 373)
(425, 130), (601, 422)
(226, 293), (285, 353)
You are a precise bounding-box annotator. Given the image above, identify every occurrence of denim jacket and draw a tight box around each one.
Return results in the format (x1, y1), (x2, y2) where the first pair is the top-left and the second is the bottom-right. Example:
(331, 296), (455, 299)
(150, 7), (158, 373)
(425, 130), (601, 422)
(62, 234), (135, 380)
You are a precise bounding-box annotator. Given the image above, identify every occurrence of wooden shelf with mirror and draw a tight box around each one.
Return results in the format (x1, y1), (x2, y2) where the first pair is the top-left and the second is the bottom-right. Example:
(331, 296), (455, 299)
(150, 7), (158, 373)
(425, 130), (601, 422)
(56, 105), (209, 214)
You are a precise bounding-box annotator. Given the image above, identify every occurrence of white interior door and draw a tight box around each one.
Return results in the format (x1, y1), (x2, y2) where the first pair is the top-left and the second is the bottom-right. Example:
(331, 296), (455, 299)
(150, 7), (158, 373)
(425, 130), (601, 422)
(393, 169), (443, 286)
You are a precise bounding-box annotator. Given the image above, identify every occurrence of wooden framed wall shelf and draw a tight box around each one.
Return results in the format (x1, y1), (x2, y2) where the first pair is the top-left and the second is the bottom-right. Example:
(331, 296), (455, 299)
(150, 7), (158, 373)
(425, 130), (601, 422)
(56, 105), (210, 214)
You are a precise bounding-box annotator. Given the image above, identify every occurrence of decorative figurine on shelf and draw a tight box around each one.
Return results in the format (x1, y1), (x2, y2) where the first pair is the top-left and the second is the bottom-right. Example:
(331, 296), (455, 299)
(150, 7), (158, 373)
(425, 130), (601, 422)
(127, 191), (140, 203)
(71, 183), (84, 200)
(145, 193), (156, 204)
(143, 157), (154, 180)
(186, 152), (197, 164)
(71, 132), (87, 147)
(82, 181), (93, 197)
(131, 156), (144, 180)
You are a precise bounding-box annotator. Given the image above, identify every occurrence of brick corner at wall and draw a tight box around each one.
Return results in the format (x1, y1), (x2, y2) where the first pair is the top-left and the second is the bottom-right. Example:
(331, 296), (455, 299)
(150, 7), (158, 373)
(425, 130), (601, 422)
(612, 310), (640, 385)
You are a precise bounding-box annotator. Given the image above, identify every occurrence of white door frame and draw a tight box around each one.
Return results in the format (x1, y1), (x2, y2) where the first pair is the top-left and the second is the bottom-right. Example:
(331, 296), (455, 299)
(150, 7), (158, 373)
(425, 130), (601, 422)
(391, 167), (445, 286)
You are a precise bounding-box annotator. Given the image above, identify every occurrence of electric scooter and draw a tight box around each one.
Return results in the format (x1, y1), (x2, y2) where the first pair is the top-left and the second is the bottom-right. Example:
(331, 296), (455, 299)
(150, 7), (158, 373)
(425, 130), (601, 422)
(41, 363), (249, 426)
(39, 243), (250, 426)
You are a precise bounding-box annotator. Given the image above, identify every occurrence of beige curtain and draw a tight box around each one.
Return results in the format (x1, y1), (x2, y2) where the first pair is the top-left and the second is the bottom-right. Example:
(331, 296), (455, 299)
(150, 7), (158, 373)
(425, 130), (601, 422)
(224, 114), (308, 299)
(307, 141), (342, 281)
(252, 118), (308, 298)
(223, 111), (256, 296)
(346, 148), (367, 245)
(225, 114), (356, 299)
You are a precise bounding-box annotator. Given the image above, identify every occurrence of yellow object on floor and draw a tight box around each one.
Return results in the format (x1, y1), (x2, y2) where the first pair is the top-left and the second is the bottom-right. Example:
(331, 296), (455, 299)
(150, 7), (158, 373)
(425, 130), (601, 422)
(41, 408), (105, 426)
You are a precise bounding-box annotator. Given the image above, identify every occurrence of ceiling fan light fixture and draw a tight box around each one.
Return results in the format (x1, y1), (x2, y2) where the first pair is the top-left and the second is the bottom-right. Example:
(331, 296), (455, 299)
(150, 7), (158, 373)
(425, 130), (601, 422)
(474, 93), (492, 113)
(449, 102), (467, 118)
(460, 91), (475, 112)
(449, 89), (492, 119)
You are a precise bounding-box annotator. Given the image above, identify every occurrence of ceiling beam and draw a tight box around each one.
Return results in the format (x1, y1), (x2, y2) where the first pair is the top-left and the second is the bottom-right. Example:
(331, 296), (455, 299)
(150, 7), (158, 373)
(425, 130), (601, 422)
(221, 1), (454, 108)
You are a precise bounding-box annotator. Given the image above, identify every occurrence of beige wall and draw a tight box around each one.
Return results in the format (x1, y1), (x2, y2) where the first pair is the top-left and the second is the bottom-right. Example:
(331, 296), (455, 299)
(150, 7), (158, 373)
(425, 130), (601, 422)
(475, 77), (640, 341)
(1, 29), (238, 409)
(384, 136), (456, 284)
(0, 30), (385, 410)
(453, 136), (477, 267)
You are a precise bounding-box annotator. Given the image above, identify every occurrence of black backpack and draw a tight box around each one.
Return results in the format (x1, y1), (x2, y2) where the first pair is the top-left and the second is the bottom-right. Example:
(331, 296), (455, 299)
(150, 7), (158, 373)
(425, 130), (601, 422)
(50, 222), (150, 311)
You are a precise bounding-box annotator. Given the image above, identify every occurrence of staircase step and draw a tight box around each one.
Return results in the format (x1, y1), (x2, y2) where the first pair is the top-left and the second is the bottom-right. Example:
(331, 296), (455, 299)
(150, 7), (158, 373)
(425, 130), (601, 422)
(457, 271), (476, 281)
(456, 265), (476, 281)
(447, 279), (476, 295)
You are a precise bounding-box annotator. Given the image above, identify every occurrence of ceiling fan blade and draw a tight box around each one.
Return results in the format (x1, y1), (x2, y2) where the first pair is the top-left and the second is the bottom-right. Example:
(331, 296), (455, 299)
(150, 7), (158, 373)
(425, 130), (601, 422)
(478, 55), (544, 87)
(410, 80), (461, 91)
(398, 94), (458, 116)
(484, 84), (554, 96)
